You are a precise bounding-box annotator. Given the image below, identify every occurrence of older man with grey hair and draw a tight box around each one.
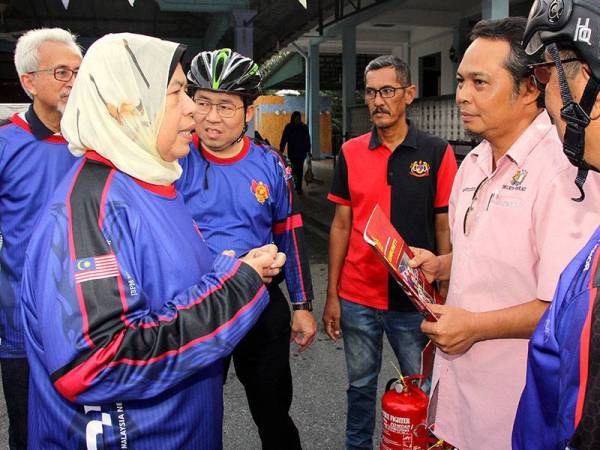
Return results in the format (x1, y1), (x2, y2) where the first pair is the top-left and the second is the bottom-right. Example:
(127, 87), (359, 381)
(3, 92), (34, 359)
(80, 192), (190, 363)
(0, 28), (81, 449)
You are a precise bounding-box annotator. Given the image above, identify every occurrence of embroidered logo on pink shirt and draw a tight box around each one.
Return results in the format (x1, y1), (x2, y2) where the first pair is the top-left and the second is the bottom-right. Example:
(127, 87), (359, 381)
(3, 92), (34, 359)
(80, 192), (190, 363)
(502, 169), (528, 192)
(511, 169), (528, 186)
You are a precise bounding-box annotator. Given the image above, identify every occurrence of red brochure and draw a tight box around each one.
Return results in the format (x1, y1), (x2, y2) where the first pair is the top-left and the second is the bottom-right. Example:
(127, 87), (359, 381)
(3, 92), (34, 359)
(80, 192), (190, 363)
(363, 204), (441, 322)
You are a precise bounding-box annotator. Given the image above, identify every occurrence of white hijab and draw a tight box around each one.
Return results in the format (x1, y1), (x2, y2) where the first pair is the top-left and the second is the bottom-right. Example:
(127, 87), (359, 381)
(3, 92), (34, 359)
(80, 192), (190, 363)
(61, 33), (183, 185)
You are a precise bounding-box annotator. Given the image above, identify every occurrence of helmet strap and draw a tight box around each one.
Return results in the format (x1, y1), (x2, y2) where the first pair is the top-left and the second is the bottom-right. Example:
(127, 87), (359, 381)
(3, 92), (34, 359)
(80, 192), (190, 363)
(234, 121), (249, 145)
(228, 101), (251, 148)
(548, 44), (600, 201)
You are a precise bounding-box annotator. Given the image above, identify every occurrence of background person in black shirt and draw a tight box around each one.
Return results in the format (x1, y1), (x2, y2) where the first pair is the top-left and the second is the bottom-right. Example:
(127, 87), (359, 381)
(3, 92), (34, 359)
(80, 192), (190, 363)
(280, 111), (311, 194)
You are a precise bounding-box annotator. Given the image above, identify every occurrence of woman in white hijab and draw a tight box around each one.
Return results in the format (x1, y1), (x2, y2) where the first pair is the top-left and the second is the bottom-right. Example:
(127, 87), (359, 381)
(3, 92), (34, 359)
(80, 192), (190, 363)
(21, 33), (283, 450)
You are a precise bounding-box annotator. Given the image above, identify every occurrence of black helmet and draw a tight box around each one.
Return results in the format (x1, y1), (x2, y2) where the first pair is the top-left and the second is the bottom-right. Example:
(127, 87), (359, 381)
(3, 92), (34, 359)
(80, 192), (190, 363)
(523, 0), (600, 80)
(523, 0), (600, 201)
(187, 48), (261, 99)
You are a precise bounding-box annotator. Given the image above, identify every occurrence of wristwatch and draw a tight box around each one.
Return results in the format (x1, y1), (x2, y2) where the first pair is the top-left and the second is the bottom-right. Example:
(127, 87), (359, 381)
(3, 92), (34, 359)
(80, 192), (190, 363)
(292, 301), (313, 312)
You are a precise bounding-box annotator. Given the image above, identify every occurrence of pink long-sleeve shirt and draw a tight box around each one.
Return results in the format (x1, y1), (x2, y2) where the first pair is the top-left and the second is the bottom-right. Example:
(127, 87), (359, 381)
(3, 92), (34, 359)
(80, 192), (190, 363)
(430, 111), (600, 450)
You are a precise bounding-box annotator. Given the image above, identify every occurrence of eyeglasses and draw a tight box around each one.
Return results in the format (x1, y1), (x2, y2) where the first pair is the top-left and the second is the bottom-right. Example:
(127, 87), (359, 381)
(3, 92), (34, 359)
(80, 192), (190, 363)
(528, 58), (582, 85)
(463, 176), (490, 236)
(193, 99), (244, 118)
(364, 86), (410, 100)
(27, 67), (79, 82)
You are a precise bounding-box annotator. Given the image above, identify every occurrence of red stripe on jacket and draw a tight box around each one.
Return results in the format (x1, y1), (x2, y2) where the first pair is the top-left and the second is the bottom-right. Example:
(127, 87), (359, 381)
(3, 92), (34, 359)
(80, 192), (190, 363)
(575, 249), (600, 426)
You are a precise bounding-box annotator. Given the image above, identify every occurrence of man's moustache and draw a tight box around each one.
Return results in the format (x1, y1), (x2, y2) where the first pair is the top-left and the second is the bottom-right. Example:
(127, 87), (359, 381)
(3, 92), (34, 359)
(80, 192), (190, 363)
(372, 109), (390, 116)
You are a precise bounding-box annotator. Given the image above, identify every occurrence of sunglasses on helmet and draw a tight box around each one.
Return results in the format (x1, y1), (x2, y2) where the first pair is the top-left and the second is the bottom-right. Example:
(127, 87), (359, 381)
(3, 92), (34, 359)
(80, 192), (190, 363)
(528, 57), (582, 85)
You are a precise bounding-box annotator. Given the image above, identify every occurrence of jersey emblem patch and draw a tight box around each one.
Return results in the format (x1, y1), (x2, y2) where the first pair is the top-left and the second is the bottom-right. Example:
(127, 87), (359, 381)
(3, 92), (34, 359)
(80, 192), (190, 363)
(251, 180), (270, 204)
(74, 254), (119, 284)
(409, 160), (430, 177)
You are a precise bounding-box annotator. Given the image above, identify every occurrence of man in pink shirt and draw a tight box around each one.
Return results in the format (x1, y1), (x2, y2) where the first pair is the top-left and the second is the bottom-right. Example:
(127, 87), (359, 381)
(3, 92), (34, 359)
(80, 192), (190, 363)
(410, 17), (600, 450)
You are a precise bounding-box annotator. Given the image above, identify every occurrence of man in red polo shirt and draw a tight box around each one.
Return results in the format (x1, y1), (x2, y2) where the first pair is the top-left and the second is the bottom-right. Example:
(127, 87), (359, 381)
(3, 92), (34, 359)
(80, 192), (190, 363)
(323, 55), (457, 450)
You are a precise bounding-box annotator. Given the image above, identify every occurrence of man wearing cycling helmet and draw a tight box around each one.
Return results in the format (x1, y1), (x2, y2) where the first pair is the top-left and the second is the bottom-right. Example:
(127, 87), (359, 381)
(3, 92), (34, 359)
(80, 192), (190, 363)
(177, 49), (316, 450)
(513, 1), (600, 449)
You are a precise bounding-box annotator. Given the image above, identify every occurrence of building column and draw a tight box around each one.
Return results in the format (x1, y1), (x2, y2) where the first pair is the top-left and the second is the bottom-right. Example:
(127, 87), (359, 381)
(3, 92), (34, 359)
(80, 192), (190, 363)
(342, 26), (356, 142)
(232, 9), (256, 136)
(402, 42), (410, 62)
(482, 0), (509, 20)
(308, 39), (321, 159)
(232, 9), (255, 58)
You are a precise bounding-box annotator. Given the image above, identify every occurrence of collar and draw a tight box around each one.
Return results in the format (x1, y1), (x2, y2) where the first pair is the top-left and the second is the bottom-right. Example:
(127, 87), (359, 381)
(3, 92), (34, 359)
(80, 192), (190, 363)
(368, 120), (418, 151)
(10, 107), (67, 144)
(469, 110), (554, 171)
(25, 104), (62, 141)
(85, 150), (177, 198)
(194, 134), (251, 164)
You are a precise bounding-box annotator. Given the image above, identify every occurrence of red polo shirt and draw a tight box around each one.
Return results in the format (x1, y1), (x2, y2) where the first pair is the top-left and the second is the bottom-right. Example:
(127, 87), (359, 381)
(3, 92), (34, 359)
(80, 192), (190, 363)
(328, 125), (457, 311)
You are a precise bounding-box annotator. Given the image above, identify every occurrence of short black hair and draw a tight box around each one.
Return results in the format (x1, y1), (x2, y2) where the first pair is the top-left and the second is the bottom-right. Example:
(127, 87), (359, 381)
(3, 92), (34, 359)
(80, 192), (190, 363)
(364, 55), (411, 86)
(470, 17), (544, 106)
(556, 45), (584, 80)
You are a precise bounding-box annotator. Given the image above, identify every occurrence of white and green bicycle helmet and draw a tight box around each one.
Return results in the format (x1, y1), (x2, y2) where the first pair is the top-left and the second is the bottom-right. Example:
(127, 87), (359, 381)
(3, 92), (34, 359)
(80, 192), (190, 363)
(187, 48), (261, 100)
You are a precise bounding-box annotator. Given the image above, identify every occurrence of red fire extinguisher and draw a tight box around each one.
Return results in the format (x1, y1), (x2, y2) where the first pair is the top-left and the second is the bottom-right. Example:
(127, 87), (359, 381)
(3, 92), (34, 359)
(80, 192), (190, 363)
(380, 375), (429, 450)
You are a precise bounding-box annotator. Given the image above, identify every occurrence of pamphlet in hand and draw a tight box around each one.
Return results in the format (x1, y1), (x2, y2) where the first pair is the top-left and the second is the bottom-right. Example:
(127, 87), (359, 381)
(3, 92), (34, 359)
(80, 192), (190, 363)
(363, 204), (441, 322)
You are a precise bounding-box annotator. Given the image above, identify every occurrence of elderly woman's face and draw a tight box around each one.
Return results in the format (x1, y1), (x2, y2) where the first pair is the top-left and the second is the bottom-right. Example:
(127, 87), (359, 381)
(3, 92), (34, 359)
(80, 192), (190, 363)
(156, 64), (195, 162)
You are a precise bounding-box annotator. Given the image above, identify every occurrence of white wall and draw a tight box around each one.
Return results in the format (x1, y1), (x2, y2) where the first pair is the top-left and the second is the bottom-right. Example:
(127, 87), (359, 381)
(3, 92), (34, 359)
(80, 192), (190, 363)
(409, 28), (456, 98)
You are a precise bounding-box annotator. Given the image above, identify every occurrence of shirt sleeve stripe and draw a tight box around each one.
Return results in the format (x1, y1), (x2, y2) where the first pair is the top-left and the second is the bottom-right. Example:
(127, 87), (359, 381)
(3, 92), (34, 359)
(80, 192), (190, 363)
(290, 224), (307, 302)
(574, 250), (600, 428)
(66, 160), (97, 350)
(68, 160), (125, 348)
(98, 169), (116, 231)
(434, 144), (458, 208)
(272, 213), (303, 235)
(327, 193), (351, 206)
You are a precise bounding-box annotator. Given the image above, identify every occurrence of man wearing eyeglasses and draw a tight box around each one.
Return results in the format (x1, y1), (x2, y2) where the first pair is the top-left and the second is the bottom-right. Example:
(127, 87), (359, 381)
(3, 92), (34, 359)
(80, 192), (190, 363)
(0, 28), (81, 449)
(177, 49), (315, 450)
(323, 54), (457, 450)
(408, 17), (600, 450)
(511, 1), (600, 449)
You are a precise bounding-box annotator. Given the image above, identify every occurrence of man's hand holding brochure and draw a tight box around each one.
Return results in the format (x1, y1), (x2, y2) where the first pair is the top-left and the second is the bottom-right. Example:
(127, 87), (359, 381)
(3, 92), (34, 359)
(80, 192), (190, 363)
(363, 204), (442, 322)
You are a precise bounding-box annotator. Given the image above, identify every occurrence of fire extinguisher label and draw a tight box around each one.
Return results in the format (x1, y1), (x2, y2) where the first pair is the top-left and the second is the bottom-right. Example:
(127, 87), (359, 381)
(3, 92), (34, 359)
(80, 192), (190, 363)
(383, 411), (412, 434)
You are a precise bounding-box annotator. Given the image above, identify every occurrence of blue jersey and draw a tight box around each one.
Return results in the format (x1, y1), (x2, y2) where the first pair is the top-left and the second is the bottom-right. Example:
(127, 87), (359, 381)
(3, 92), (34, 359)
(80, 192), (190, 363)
(513, 226), (600, 450)
(0, 108), (78, 358)
(177, 136), (313, 304)
(21, 152), (269, 449)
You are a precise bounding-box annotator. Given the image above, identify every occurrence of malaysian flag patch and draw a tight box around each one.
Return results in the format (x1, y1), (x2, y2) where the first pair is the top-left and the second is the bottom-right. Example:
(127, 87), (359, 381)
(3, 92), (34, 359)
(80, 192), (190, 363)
(74, 254), (119, 284)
